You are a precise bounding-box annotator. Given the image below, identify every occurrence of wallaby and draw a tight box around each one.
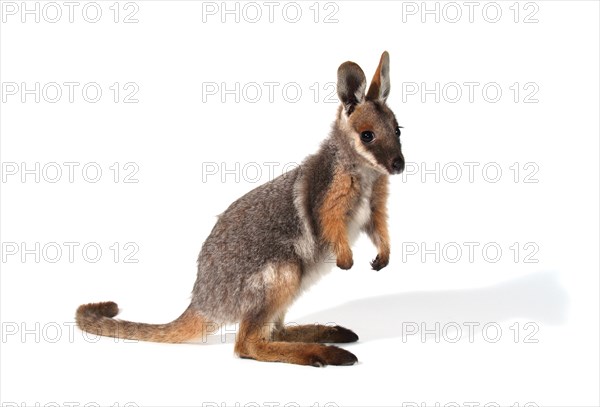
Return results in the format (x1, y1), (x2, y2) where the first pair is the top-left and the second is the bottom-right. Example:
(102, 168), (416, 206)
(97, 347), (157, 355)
(76, 51), (405, 367)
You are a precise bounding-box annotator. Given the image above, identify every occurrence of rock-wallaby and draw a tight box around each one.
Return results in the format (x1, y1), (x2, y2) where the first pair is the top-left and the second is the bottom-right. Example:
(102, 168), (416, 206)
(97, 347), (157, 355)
(76, 51), (405, 367)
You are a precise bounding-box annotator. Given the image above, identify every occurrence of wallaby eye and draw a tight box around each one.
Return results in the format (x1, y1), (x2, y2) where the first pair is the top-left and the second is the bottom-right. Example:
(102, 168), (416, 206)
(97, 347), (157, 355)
(360, 131), (375, 144)
(395, 126), (402, 137)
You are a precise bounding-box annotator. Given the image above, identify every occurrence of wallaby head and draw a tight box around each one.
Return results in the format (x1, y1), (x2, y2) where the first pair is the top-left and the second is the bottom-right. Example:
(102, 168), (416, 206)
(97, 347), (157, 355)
(336, 51), (405, 175)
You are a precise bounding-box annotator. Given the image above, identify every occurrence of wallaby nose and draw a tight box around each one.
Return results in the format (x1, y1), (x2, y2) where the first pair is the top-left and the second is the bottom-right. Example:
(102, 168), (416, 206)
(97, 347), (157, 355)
(392, 156), (405, 173)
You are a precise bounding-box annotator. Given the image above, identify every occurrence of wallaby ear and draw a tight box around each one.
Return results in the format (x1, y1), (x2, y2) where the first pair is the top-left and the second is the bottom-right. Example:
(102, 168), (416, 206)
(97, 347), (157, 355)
(366, 51), (390, 102)
(337, 61), (367, 115)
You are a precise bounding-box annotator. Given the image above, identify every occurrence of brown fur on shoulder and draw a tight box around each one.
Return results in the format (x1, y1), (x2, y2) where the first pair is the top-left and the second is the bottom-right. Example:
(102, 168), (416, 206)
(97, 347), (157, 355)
(319, 170), (360, 270)
(366, 175), (391, 270)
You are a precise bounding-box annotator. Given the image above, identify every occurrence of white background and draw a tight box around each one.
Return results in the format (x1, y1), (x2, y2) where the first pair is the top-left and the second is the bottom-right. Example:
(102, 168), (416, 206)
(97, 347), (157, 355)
(1, 1), (599, 406)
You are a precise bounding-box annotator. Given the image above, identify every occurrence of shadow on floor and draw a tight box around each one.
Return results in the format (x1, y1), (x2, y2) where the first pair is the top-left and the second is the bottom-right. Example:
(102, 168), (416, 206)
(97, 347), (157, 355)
(293, 271), (568, 342)
(193, 271), (568, 345)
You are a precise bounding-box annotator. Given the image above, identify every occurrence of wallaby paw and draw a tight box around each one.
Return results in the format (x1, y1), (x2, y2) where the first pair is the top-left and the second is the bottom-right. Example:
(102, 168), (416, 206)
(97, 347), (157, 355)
(336, 255), (354, 270)
(370, 254), (389, 271)
(309, 346), (358, 367)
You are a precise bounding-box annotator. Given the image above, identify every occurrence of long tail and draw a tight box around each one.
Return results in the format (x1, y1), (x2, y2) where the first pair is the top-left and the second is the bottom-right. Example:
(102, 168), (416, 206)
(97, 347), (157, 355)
(76, 301), (206, 343)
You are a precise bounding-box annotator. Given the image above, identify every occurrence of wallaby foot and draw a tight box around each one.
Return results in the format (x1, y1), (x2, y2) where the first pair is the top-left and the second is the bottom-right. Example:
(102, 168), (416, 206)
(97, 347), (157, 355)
(238, 340), (358, 367)
(235, 320), (358, 367)
(274, 324), (359, 343)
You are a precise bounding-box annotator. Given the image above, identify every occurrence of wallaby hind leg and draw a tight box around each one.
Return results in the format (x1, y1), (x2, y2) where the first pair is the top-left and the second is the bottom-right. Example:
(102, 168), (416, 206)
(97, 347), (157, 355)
(233, 262), (357, 366)
(274, 323), (359, 344)
(234, 318), (358, 367)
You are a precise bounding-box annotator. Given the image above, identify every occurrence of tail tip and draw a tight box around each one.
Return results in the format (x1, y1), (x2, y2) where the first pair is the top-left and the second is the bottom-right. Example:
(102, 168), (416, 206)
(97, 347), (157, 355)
(77, 301), (119, 319)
